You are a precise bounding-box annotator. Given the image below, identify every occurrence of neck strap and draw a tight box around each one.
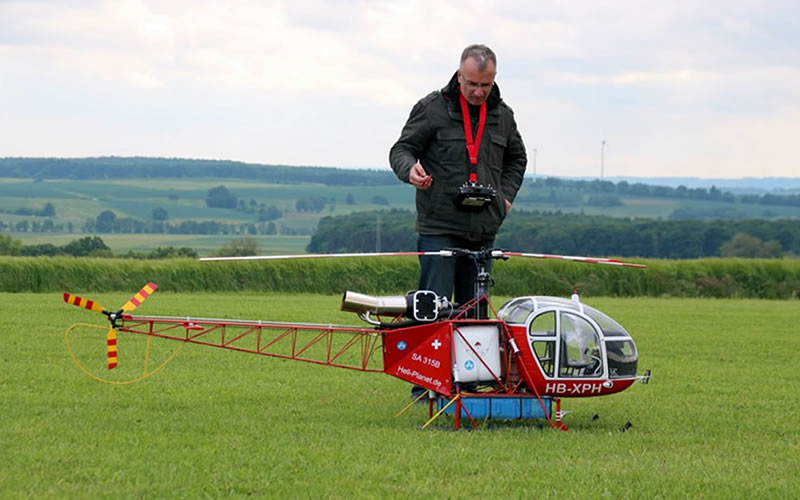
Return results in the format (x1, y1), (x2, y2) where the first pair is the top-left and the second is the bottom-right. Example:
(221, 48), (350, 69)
(459, 92), (487, 183)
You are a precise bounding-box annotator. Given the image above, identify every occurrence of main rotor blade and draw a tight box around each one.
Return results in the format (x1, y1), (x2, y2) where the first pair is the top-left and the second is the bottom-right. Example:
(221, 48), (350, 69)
(200, 250), (646, 268)
(501, 252), (647, 268)
(63, 292), (107, 315)
(199, 251), (445, 262)
(121, 282), (158, 313)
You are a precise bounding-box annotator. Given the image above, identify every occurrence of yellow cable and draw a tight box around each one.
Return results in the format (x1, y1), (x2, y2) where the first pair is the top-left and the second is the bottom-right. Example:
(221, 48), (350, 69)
(395, 389), (429, 417)
(143, 331), (152, 376)
(422, 394), (461, 429)
(65, 323), (183, 385)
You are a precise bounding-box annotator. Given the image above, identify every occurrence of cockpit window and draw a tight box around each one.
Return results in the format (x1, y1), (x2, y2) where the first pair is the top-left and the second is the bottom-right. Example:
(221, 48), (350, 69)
(532, 340), (555, 377)
(559, 313), (602, 378)
(529, 311), (555, 337)
(606, 340), (638, 378)
(527, 312), (556, 378)
(535, 297), (580, 312)
(497, 298), (535, 324)
(583, 305), (630, 338)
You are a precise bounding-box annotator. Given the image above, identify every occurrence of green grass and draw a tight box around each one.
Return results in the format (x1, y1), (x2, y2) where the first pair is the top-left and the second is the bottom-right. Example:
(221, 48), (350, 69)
(2, 293), (798, 498)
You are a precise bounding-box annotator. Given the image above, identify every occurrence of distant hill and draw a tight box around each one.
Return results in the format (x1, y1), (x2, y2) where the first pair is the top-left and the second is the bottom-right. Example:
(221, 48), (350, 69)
(0, 156), (396, 186)
(541, 175), (800, 194)
(4, 157), (799, 193)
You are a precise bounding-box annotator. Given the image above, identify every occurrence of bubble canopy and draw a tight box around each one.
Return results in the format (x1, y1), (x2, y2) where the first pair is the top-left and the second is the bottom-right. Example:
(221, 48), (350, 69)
(498, 296), (632, 339)
(497, 296), (638, 379)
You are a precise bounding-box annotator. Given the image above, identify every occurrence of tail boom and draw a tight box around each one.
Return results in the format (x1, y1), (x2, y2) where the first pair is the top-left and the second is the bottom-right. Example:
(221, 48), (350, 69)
(118, 315), (384, 373)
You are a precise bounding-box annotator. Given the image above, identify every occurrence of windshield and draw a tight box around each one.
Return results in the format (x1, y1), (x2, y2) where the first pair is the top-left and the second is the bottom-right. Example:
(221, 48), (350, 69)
(497, 296), (581, 324)
(606, 339), (638, 378)
(560, 312), (602, 377)
(582, 304), (631, 339)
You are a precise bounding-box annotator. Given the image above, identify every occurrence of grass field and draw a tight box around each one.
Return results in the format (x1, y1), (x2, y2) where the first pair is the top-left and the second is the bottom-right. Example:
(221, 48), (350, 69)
(2, 292), (799, 498)
(0, 176), (415, 225)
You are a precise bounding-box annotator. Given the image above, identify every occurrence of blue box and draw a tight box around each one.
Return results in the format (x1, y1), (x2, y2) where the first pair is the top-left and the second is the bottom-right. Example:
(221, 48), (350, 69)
(490, 397), (521, 419)
(521, 397), (551, 419)
(437, 396), (552, 420)
(438, 397), (489, 418)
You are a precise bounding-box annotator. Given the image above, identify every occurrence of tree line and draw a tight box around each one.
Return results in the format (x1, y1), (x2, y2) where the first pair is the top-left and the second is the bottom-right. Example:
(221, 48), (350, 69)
(0, 202), (55, 217)
(528, 177), (736, 201)
(0, 234), (197, 259)
(307, 210), (800, 259)
(511, 177), (800, 210)
(86, 211), (307, 236)
(1, 232), (260, 259)
(496, 211), (797, 258)
(0, 216), (304, 236)
(740, 193), (800, 207)
(1, 203), (310, 236)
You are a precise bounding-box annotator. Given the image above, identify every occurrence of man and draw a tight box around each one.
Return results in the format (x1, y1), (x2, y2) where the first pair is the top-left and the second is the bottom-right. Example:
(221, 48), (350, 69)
(389, 44), (527, 307)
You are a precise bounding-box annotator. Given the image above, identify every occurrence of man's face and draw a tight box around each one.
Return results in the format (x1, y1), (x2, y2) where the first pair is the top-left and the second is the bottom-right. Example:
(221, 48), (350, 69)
(458, 57), (496, 106)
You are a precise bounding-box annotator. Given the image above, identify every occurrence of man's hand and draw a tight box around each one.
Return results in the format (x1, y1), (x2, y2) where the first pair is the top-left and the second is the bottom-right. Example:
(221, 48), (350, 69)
(409, 162), (432, 190)
(505, 199), (512, 212)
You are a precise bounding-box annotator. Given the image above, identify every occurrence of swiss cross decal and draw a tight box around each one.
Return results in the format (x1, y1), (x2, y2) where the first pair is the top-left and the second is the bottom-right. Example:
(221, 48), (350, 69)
(431, 339), (442, 350)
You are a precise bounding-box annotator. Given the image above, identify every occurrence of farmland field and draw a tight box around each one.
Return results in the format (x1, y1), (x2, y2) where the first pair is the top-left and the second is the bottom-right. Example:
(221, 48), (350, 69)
(8, 232), (310, 256)
(1, 292), (798, 497)
(6, 174), (800, 256)
(0, 176), (416, 221)
(0, 177), (415, 254)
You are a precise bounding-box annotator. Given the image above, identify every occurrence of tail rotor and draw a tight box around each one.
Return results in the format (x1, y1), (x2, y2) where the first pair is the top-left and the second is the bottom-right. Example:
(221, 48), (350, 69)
(63, 283), (158, 370)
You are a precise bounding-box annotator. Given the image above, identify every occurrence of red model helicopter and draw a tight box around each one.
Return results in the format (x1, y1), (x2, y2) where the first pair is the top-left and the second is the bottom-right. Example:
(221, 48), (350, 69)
(62, 248), (651, 431)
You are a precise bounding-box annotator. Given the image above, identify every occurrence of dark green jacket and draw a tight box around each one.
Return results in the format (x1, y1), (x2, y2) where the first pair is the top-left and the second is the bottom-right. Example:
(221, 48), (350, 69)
(390, 72), (527, 242)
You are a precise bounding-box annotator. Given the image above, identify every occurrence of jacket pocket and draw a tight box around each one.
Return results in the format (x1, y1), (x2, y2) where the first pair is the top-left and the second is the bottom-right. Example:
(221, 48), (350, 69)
(488, 132), (507, 169)
(437, 129), (467, 164)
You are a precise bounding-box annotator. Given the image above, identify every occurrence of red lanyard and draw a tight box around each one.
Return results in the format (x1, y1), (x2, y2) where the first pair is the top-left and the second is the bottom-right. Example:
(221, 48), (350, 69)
(459, 92), (487, 182)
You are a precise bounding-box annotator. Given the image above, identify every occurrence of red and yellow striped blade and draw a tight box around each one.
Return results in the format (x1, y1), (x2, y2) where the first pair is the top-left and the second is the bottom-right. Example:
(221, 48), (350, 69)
(63, 292), (106, 315)
(121, 282), (158, 313)
(107, 327), (118, 370)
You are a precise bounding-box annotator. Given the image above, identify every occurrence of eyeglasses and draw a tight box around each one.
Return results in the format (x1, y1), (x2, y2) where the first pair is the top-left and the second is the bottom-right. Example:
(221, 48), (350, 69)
(462, 79), (494, 91)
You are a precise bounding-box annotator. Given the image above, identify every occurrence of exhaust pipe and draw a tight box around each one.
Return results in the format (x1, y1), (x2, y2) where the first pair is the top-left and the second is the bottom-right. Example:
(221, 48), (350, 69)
(341, 290), (449, 323)
(340, 291), (410, 315)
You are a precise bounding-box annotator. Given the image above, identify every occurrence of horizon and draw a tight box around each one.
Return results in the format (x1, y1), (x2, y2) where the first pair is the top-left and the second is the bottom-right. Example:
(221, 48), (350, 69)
(5, 156), (800, 192)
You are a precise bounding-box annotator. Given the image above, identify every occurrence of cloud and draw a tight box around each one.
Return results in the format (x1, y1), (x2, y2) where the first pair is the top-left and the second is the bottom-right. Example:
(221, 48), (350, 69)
(0, 0), (798, 177)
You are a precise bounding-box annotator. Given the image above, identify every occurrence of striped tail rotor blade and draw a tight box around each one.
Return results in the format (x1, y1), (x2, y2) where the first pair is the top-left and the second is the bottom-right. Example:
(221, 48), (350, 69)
(107, 327), (118, 370)
(121, 282), (158, 313)
(63, 292), (107, 315)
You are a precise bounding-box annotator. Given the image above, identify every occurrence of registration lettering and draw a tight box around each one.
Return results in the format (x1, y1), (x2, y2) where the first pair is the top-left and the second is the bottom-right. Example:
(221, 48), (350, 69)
(545, 382), (603, 395)
(411, 352), (441, 369)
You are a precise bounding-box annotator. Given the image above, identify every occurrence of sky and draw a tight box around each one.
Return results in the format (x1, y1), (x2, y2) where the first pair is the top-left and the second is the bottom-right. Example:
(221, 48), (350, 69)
(1, 0), (798, 179)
